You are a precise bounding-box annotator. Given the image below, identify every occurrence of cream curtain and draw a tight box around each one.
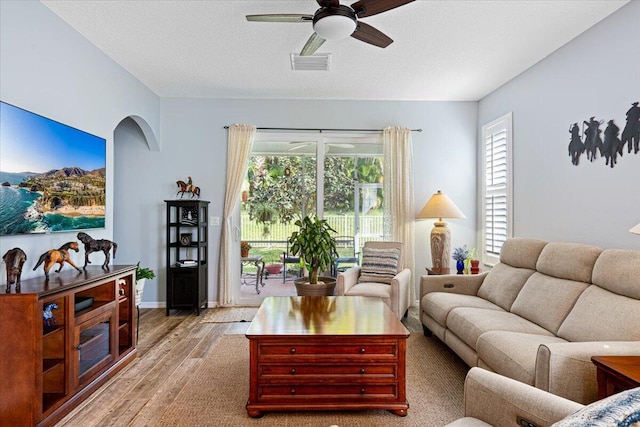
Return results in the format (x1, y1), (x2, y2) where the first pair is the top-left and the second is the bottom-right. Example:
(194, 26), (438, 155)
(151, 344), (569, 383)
(383, 126), (416, 304)
(218, 124), (256, 306)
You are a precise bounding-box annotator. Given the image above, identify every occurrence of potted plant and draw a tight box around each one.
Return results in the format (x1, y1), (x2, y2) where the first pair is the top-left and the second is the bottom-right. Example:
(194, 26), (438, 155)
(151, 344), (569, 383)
(135, 262), (156, 307)
(253, 202), (276, 236)
(241, 241), (251, 258)
(288, 215), (338, 296)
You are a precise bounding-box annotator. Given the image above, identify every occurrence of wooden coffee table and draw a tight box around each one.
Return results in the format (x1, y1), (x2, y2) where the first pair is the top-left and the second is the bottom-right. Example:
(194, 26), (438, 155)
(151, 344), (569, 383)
(245, 296), (410, 418)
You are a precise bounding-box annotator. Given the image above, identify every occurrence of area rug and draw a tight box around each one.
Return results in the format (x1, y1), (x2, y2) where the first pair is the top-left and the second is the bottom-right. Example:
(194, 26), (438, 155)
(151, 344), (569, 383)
(199, 307), (258, 323)
(156, 333), (468, 426)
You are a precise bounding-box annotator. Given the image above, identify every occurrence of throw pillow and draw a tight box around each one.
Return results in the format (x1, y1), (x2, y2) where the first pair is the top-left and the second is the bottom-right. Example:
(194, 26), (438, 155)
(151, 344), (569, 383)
(358, 247), (401, 284)
(551, 387), (640, 427)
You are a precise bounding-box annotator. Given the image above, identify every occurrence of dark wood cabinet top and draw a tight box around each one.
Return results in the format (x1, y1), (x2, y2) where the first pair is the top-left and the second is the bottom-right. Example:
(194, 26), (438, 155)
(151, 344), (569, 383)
(0, 265), (135, 297)
(246, 296), (410, 338)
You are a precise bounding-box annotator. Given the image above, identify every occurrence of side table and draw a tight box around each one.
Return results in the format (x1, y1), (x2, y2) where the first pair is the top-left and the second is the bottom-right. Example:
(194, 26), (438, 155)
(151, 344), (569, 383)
(591, 355), (640, 399)
(426, 267), (451, 275)
(241, 255), (265, 294)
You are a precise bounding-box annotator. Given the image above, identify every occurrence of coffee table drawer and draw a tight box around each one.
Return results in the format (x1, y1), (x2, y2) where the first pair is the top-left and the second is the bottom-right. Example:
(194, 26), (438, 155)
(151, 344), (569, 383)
(259, 383), (398, 400)
(259, 363), (397, 378)
(258, 343), (398, 359)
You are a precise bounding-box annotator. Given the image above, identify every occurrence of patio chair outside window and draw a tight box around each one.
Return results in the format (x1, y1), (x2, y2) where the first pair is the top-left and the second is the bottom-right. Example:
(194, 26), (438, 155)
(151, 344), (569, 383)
(332, 236), (360, 277)
(282, 240), (300, 283)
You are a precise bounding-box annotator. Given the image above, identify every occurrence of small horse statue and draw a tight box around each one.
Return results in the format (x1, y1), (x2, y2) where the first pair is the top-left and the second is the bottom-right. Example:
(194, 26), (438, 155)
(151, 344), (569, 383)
(176, 176), (201, 199)
(33, 241), (82, 279)
(2, 247), (27, 291)
(43, 303), (58, 327)
(77, 232), (118, 269)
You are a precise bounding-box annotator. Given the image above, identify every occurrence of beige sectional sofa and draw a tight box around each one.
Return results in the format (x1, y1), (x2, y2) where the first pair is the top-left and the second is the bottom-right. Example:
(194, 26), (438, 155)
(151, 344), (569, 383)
(420, 238), (640, 404)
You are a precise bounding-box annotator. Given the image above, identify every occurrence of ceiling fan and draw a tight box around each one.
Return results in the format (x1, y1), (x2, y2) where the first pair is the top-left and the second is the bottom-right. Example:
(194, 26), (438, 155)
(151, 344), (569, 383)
(246, 0), (415, 56)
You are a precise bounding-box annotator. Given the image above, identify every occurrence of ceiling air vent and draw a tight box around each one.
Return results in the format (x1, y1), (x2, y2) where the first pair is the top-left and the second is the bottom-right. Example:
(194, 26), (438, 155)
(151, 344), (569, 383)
(290, 53), (331, 71)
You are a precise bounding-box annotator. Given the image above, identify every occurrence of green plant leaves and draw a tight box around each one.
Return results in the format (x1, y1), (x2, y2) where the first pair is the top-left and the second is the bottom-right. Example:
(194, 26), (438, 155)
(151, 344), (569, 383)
(287, 215), (338, 284)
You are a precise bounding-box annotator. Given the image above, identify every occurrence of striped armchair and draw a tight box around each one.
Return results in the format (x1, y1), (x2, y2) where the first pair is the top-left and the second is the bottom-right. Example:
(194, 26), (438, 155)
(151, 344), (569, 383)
(336, 241), (411, 319)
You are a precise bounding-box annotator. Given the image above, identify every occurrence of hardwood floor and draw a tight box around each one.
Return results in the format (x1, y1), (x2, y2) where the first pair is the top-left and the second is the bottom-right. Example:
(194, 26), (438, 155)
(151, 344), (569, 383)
(55, 305), (422, 426)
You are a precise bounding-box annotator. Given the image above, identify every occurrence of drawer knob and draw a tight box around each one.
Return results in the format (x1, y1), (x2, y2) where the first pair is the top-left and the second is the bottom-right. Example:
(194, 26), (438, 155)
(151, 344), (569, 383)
(290, 348), (296, 354)
(360, 368), (366, 374)
(290, 368), (296, 374)
(360, 388), (366, 394)
(290, 389), (296, 394)
(360, 348), (366, 354)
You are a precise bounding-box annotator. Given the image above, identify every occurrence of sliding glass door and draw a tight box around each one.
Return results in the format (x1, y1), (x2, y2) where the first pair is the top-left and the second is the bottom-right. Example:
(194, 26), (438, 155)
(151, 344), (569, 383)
(236, 133), (382, 304)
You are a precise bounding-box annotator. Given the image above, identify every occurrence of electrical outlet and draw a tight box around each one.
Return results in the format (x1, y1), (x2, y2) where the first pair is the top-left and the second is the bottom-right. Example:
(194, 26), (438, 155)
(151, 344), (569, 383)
(210, 216), (220, 226)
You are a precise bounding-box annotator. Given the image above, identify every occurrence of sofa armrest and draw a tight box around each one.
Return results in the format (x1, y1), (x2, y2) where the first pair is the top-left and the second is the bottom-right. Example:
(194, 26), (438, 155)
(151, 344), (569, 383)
(445, 368), (583, 427)
(535, 341), (640, 405)
(390, 268), (412, 318)
(420, 272), (488, 299)
(337, 266), (361, 295)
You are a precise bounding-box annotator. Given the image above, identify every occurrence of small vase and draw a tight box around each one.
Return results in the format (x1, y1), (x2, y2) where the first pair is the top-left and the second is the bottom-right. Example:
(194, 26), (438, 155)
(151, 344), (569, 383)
(456, 260), (464, 275)
(471, 259), (480, 274)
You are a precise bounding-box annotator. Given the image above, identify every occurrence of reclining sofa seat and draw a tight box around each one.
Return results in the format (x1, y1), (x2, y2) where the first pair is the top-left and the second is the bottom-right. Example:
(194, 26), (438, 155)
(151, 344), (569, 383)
(420, 237), (640, 404)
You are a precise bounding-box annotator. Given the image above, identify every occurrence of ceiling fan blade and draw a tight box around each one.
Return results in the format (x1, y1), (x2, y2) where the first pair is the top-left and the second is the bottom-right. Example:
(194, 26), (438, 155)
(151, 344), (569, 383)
(289, 143), (313, 151)
(350, 22), (393, 48)
(316, 0), (340, 8)
(300, 33), (326, 56)
(327, 143), (355, 149)
(351, 0), (415, 18)
(246, 14), (313, 23)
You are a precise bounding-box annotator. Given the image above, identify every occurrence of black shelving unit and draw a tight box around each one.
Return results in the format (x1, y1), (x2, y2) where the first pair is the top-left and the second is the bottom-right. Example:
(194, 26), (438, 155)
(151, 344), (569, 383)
(165, 200), (209, 315)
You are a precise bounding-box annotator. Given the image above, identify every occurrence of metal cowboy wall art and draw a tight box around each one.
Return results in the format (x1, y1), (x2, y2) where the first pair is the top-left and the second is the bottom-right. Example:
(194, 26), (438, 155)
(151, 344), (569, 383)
(569, 101), (640, 169)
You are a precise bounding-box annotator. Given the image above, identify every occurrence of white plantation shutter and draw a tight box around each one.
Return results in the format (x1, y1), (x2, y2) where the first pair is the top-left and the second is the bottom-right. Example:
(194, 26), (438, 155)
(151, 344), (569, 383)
(482, 113), (512, 266)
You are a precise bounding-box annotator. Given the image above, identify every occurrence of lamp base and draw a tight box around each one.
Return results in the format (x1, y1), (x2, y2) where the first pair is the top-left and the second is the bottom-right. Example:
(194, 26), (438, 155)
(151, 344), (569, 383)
(430, 221), (451, 272)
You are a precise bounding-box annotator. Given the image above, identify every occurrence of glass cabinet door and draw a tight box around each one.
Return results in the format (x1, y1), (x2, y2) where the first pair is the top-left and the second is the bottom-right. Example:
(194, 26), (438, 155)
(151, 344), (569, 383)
(73, 309), (115, 387)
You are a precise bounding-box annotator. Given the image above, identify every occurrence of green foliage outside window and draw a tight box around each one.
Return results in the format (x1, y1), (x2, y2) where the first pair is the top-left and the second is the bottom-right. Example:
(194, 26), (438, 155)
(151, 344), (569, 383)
(245, 155), (384, 235)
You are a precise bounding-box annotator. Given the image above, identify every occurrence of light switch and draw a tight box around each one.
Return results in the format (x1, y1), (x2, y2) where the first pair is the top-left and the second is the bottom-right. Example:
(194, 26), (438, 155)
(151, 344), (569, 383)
(210, 216), (220, 226)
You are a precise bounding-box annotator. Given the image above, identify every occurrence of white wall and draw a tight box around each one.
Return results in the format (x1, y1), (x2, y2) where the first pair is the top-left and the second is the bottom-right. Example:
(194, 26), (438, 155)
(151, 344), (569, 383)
(112, 99), (478, 306)
(478, 0), (640, 250)
(0, 1), (160, 281)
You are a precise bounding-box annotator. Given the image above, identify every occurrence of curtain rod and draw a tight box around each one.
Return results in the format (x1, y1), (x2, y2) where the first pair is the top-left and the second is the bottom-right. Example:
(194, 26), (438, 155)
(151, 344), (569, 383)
(223, 126), (422, 133)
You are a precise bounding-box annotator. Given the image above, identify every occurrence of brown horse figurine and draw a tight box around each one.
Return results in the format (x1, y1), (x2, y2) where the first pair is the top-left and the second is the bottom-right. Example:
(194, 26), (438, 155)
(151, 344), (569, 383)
(33, 241), (82, 279)
(77, 232), (117, 269)
(176, 177), (200, 199)
(3, 247), (27, 290)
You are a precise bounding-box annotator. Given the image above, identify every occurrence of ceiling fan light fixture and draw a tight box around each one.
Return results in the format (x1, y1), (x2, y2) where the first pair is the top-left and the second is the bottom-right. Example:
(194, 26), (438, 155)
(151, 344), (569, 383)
(313, 6), (357, 41)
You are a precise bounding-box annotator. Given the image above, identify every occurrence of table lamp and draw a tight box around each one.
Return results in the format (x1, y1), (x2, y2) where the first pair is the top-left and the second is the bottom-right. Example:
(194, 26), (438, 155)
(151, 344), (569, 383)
(630, 223), (640, 234)
(417, 190), (466, 274)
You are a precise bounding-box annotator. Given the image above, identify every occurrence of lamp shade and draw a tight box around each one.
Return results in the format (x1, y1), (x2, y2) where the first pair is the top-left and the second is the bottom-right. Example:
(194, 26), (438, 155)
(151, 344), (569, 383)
(417, 190), (466, 221)
(630, 223), (640, 235)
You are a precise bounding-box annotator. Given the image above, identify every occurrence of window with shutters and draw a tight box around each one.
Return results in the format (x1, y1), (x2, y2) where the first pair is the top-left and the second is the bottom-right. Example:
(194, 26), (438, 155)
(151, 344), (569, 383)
(481, 113), (513, 266)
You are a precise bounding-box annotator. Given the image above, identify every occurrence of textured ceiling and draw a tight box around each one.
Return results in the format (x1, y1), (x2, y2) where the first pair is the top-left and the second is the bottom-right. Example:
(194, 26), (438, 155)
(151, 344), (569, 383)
(41, 0), (628, 101)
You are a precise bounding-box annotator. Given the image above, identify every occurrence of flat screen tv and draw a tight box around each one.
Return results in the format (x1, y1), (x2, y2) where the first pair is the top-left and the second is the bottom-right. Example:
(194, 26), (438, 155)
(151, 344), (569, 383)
(0, 101), (106, 235)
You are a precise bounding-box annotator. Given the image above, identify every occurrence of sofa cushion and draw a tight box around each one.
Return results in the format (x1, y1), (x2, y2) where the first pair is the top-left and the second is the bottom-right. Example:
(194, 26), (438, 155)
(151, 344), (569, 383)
(499, 238), (547, 270)
(551, 386), (640, 427)
(344, 282), (391, 307)
(592, 249), (640, 299)
(510, 272), (589, 334)
(446, 307), (554, 351)
(422, 293), (504, 327)
(476, 331), (568, 386)
(536, 242), (602, 283)
(557, 285), (640, 342)
(358, 246), (400, 284)
(477, 263), (536, 311)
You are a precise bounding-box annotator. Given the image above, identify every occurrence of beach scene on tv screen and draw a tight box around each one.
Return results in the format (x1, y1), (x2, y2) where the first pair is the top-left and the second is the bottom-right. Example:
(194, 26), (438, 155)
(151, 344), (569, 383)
(0, 102), (106, 235)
